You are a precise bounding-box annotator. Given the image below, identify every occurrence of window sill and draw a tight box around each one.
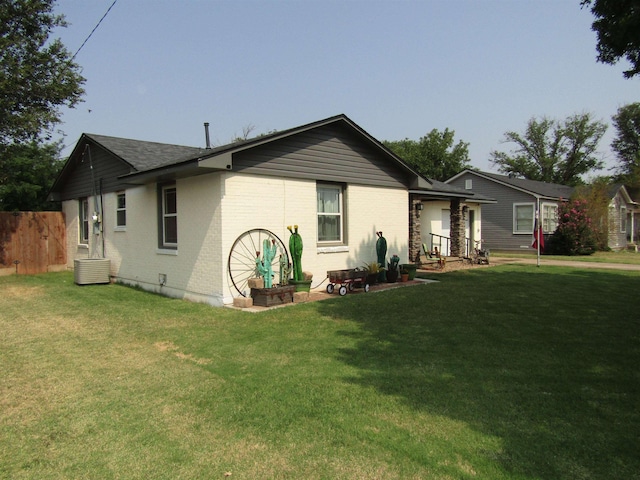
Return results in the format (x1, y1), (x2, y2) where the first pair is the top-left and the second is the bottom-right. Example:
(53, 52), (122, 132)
(317, 245), (349, 254)
(156, 248), (178, 256)
(78, 243), (89, 249)
(114, 227), (126, 232)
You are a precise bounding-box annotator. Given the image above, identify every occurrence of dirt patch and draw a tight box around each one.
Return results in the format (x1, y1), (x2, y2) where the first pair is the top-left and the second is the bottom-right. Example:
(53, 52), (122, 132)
(154, 341), (211, 365)
(3, 285), (45, 299)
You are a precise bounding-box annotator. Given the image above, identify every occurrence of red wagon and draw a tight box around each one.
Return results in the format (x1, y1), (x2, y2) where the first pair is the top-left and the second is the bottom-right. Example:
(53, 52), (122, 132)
(326, 268), (370, 296)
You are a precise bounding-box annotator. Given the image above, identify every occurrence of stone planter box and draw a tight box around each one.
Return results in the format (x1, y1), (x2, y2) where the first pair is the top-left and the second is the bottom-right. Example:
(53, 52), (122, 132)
(250, 285), (295, 307)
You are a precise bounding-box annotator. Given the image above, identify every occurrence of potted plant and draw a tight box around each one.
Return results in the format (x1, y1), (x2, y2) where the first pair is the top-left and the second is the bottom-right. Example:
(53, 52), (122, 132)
(363, 261), (383, 285)
(386, 254), (400, 283)
(400, 267), (410, 282)
(399, 263), (417, 280)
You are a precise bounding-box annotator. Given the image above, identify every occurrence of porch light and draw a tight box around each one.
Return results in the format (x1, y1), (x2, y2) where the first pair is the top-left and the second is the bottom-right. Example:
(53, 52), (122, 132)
(415, 202), (423, 211)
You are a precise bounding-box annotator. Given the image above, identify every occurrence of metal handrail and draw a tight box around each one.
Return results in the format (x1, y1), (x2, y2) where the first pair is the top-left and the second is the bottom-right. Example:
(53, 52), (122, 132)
(429, 233), (473, 257)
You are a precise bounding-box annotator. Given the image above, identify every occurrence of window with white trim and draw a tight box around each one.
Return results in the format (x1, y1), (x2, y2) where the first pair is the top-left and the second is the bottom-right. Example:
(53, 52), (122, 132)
(513, 203), (535, 234)
(160, 185), (177, 248)
(621, 206), (627, 233)
(116, 192), (126, 228)
(79, 197), (89, 244)
(542, 203), (558, 233)
(317, 184), (344, 243)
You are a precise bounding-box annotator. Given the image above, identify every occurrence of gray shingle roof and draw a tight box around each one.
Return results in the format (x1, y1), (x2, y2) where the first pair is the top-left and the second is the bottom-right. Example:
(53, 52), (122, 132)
(85, 134), (207, 171)
(470, 171), (574, 199)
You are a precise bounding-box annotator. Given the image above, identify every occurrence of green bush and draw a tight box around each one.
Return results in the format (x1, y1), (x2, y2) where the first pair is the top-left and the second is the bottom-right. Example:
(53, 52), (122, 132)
(546, 198), (597, 255)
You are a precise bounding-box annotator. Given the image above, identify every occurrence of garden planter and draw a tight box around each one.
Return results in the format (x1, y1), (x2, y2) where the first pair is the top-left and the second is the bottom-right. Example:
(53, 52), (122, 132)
(250, 285), (295, 307)
(386, 270), (398, 283)
(289, 279), (312, 292)
(400, 264), (417, 280)
(400, 273), (409, 282)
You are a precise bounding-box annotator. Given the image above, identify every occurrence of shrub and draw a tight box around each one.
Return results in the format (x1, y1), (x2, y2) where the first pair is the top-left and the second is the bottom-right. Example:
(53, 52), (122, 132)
(546, 198), (597, 255)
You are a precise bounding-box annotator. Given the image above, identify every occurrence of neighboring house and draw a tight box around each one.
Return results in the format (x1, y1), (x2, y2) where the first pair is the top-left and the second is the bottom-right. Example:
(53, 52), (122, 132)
(627, 187), (640, 246)
(410, 179), (495, 258)
(446, 170), (639, 252)
(49, 114), (489, 306)
(607, 184), (638, 249)
(446, 170), (573, 251)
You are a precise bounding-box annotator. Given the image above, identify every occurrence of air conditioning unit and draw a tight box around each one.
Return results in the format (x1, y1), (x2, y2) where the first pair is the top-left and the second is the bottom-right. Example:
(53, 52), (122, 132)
(74, 258), (111, 285)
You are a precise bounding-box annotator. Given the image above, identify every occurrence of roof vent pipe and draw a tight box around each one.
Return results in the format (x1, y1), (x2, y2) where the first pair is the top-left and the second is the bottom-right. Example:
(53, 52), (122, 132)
(204, 122), (211, 149)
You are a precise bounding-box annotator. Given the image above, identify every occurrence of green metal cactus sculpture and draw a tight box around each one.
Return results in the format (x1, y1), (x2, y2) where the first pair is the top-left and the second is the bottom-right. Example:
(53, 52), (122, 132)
(255, 238), (277, 288)
(287, 225), (303, 281)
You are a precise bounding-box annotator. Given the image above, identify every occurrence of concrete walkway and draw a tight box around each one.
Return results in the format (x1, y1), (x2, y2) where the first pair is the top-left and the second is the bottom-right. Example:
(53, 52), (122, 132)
(491, 256), (640, 271)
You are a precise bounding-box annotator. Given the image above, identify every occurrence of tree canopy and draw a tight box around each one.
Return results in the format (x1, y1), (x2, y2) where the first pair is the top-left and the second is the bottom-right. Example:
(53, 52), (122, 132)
(489, 113), (607, 186)
(0, 141), (64, 211)
(611, 102), (640, 186)
(0, 0), (85, 146)
(581, 0), (640, 79)
(383, 128), (471, 181)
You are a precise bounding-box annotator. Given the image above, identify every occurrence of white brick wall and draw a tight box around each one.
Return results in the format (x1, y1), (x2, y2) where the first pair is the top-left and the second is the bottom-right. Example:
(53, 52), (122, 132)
(64, 171), (410, 307)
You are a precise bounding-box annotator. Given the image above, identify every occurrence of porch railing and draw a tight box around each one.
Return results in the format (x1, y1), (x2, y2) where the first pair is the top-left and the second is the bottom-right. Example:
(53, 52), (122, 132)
(428, 233), (472, 257)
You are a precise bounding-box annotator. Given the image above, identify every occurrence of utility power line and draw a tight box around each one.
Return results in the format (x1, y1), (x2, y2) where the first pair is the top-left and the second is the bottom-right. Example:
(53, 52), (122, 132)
(71, 0), (118, 61)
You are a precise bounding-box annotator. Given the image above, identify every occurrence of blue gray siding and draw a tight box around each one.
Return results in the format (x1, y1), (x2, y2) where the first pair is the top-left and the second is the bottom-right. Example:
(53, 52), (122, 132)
(233, 123), (410, 189)
(449, 172), (544, 251)
(58, 147), (131, 201)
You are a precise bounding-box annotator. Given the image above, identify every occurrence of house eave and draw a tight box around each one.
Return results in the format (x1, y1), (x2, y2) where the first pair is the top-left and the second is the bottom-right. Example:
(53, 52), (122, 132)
(118, 159), (229, 185)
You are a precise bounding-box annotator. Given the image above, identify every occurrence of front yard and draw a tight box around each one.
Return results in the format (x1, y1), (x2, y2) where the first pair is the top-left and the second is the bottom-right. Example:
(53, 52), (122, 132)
(1, 265), (639, 479)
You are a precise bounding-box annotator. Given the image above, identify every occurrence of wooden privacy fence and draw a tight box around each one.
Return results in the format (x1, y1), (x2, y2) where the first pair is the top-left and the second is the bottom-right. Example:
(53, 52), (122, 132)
(0, 212), (67, 275)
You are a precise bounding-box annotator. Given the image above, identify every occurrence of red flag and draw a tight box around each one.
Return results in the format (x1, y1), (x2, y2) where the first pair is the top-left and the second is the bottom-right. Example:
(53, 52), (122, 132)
(532, 217), (544, 252)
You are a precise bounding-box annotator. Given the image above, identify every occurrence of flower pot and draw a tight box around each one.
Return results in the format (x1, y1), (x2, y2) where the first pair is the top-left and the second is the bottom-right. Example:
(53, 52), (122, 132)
(400, 264), (417, 280)
(366, 273), (378, 285)
(386, 269), (398, 283)
(400, 273), (409, 282)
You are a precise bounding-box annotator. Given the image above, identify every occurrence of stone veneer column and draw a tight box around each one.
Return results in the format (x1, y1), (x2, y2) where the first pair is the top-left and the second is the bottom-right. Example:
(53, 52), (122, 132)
(449, 198), (464, 257)
(409, 195), (422, 263)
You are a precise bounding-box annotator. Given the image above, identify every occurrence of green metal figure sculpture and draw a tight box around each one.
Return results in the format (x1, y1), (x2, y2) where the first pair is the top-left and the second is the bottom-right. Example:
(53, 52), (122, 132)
(287, 225), (303, 281)
(279, 253), (290, 286)
(255, 238), (277, 288)
(376, 231), (387, 282)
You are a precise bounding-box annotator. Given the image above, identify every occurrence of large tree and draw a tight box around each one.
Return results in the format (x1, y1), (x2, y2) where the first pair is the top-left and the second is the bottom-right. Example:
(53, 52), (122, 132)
(0, 0), (85, 146)
(0, 141), (64, 211)
(490, 113), (607, 186)
(611, 102), (640, 186)
(581, 0), (640, 79)
(383, 128), (471, 181)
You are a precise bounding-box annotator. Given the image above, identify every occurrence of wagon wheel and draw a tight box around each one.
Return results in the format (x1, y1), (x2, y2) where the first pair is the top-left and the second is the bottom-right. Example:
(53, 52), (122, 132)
(228, 229), (289, 297)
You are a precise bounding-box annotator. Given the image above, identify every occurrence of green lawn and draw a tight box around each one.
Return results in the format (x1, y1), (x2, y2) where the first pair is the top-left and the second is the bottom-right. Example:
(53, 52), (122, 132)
(1, 266), (639, 479)
(492, 249), (640, 265)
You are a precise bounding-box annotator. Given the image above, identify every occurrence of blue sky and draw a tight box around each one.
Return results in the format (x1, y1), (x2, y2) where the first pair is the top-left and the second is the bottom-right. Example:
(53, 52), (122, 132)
(53, 0), (638, 175)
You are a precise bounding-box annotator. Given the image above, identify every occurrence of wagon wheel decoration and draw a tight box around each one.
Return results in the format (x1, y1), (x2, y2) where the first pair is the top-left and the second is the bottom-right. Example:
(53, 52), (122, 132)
(228, 228), (289, 297)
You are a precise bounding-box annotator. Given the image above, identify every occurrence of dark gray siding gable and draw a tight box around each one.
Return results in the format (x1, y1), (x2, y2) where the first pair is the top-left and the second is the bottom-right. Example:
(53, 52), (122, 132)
(232, 123), (410, 188)
(60, 147), (132, 201)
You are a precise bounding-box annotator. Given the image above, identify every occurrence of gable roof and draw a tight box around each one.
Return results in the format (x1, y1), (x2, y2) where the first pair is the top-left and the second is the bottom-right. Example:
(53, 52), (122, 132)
(51, 114), (435, 196)
(117, 114), (431, 189)
(447, 169), (574, 200)
(411, 178), (495, 203)
(82, 134), (206, 171)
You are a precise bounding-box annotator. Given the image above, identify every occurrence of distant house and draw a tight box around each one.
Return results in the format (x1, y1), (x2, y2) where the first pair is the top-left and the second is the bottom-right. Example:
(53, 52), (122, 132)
(627, 187), (640, 246)
(446, 170), (639, 252)
(49, 114), (490, 306)
(607, 184), (638, 249)
(446, 170), (573, 251)
(410, 179), (495, 258)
